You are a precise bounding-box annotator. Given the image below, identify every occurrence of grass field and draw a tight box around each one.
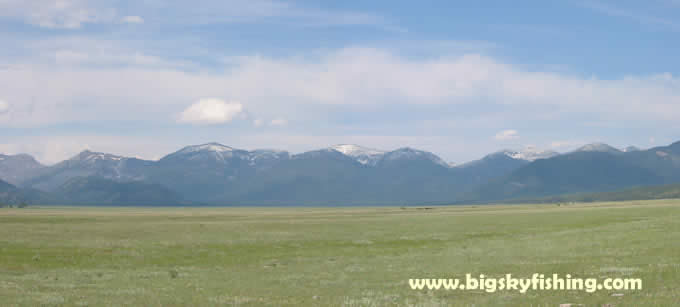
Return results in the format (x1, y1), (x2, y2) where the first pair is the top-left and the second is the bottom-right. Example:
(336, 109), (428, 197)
(1, 200), (679, 306)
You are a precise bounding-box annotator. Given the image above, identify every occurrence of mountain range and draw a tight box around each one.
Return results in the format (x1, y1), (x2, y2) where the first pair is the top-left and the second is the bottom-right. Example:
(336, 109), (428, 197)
(1, 140), (679, 206)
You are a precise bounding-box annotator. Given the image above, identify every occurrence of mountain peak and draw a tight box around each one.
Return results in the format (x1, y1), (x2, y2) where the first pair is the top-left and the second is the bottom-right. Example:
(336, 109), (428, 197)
(575, 143), (621, 153)
(331, 144), (383, 155)
(177, 143), (234, 154)
(498, 146), (559, 161)
(383, 147), (449, 168)
(71, 150), (124, 162)
(329, 144), (385, 165)
(0, 153), (46, 185)
(0, 153), (38, 162)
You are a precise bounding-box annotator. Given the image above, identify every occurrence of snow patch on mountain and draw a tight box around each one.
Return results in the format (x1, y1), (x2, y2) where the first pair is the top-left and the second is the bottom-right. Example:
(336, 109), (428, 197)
(72, 150), (125, 164)
(177, 143), (234, 154)
(163, 143), (291, 168)
(165, 143), (242, 163)
(331, 144), (384, 157)
(500, 146), (559, 161)
(250, 149), (287, 158)
(330, 144), (385, 165)
(247, 149), (290, 166)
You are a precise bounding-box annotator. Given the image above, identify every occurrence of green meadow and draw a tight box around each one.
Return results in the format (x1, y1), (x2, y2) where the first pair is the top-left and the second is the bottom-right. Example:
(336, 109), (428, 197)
(1, 200), (679, 306)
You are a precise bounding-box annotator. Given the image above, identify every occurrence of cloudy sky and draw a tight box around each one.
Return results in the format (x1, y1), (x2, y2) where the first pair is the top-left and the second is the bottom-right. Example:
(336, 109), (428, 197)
(1, 0), (679, 164)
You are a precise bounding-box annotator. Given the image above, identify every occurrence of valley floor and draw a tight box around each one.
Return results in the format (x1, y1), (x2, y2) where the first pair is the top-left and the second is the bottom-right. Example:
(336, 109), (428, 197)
(1, 201), (679, 306)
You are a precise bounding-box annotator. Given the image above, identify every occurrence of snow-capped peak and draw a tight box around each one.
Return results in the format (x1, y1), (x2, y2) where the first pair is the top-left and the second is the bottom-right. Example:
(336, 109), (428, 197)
(71, 150), (124, 162)
(331, 144), (385, 157)
(500, 146), (559, 161)
(177, 142), (234, 154)
(330, 144), (385, 165)
(575, 143), (621, 153)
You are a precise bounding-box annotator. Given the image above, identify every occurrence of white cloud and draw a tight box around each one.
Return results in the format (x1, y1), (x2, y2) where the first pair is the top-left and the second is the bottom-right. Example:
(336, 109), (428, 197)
(179, 98), (244, 125)
(127, 0), (397, 30)
(1, 47), (680, 129)
(0, 99), (8, 114)
(270, 118), (288, 126)
(495, 129), (519, 140)
(17, 37), (191, 69)
(0, 0), (395, 31)
(121, 15), (144, 24)
(580, 1), (680, 32)
(0, 0), (116, 29)
(253, 119), (264, 127)
(52, 50), (169, 67)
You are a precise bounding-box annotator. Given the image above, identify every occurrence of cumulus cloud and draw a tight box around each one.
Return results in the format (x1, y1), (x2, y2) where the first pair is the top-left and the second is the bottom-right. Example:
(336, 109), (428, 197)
(178, 98), (244, 125)
(121, 15), (144, 24)
(495, 129), (519, 140)
(0, 100), (8, 114)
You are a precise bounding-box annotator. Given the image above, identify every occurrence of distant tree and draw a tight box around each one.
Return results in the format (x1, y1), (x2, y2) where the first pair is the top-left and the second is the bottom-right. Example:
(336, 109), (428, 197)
(18, 202), (28, 208)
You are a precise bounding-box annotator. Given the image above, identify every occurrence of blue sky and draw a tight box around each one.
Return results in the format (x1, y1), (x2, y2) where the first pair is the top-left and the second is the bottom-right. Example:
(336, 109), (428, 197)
(0, 0), (679, 164)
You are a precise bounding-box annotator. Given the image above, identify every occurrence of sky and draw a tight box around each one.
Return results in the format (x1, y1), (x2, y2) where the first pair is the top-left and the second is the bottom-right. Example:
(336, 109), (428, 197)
(1, 0), (679, 165)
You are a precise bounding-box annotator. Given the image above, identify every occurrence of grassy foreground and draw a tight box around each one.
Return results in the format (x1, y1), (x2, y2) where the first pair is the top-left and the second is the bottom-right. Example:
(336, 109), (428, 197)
(1, 201), (679, 306)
